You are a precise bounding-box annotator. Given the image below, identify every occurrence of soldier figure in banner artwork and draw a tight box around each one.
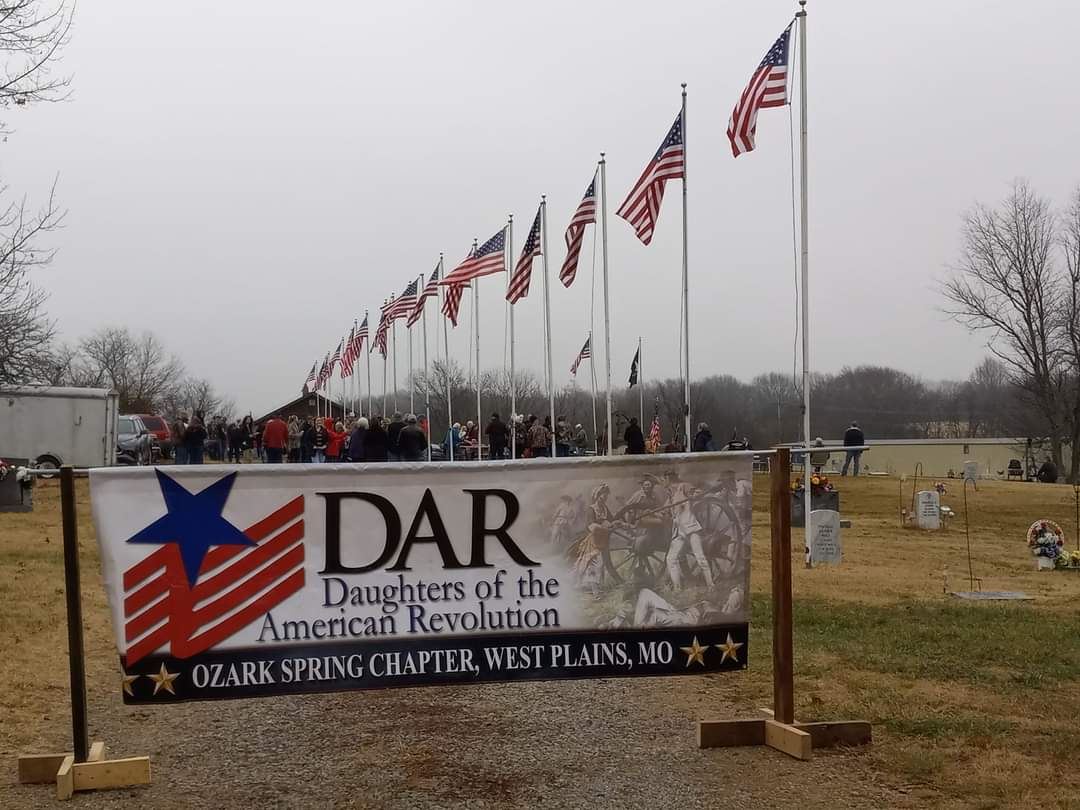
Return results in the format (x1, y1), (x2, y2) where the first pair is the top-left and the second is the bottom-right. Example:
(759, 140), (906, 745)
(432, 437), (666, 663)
(599, 585), (741, 630)
(572, 484), (624, 594)
(549, 494), (576, 549)
(615, 474), (670, 582)
(663, 469), (715, 590)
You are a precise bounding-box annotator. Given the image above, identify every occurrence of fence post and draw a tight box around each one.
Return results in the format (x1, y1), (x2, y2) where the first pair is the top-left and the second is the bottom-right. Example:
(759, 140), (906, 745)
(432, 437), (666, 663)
(771, 447), (795, 725)
(60, 465), (89, 763)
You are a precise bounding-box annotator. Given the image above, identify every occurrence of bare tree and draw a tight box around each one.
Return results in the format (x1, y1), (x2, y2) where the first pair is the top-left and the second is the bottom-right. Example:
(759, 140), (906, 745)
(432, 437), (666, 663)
(0, 182), (64, 382)
(0, 1), (74, 384)
(1059, 185), (1080, 480)
(77, 327), (185, 412)
(943, 180), (1072, 470)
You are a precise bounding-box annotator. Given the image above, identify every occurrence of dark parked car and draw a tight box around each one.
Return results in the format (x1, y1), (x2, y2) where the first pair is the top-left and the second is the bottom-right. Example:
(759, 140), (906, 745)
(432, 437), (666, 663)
(117, 415), (155, 465)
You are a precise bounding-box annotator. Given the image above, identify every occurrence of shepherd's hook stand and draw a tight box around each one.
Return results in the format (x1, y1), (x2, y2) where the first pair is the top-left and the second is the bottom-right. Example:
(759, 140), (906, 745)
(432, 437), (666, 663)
(16, 466), (151, 800)
(697, 448), (871, 759)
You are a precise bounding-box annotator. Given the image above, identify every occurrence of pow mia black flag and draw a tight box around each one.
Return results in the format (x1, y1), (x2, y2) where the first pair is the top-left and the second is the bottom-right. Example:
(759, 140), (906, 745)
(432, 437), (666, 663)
(628, 347), (640, 387)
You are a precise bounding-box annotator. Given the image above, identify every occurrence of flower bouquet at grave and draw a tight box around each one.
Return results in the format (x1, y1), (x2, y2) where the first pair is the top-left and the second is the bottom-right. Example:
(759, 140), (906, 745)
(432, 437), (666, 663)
(0, 459), (8, 481)
(791, 475), (835, 495)
(1057, 549), (1080, 570)
(1026, 520), (1065, 567)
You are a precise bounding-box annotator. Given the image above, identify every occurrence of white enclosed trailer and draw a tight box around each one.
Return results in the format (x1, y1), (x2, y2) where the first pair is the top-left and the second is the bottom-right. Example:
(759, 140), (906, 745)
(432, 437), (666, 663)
(0, 386), (119, 469)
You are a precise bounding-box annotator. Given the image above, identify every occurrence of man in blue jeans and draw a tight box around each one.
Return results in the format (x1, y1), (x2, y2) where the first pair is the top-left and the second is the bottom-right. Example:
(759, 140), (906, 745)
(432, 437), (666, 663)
(841, 421), (865, 476)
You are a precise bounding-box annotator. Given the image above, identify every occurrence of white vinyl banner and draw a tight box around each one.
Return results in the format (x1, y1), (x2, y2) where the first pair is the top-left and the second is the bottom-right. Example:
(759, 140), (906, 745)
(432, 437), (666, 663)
(90, 454), (752, 703)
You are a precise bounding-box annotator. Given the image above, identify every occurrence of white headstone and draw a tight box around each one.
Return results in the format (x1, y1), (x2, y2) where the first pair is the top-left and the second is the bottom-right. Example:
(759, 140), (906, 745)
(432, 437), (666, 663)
(963, 461), (979, 484)
(810, 509), (842, 565)
(915, 490), (941, 530)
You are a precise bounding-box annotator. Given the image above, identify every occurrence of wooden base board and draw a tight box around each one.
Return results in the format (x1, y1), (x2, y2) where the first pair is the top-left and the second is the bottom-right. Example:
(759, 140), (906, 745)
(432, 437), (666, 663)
(698, 717), (870, 760)
(17, 742), (151, 801)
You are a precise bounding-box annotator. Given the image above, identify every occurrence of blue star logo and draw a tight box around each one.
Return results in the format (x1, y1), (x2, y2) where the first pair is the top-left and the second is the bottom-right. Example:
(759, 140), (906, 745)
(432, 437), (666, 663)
(127, 469), (255, 588)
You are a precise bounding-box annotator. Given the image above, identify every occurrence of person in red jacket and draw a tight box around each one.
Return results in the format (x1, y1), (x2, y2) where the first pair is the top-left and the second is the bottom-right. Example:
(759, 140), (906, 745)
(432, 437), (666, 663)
(262, 414), (289, 463)
(325, 418), (347, 462)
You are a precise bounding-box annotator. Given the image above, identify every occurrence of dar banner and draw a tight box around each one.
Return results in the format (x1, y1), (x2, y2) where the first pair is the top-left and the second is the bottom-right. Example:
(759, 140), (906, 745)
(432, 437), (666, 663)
(89, 454), (752, 703)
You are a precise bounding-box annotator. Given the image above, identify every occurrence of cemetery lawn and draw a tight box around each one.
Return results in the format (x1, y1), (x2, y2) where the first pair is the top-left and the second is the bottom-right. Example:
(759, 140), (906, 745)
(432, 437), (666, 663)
(2, 474), (1080, 808)
(744, 473), (1080, 808)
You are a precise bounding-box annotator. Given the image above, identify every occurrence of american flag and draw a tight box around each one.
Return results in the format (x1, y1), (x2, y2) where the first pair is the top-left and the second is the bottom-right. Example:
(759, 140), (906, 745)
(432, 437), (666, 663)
(616, 111), (684, 246)
(560, 173), (596, 288)
(329, 339), (344, 374)
(340, 325), (358, 378)
(121, 473), (306, 666)
(389, 278), (419, 322)
(507, 206), (542, 304)
(570, 335), (591, 376)
(354, 315), (369, 354)
(408, 265), (440, 327)
(727, 22), (793, 157)
(303, 361), (317, 392)
(316, 353), (330, 389)
(373, 310), (389, 356)
(441, 228), (507, 286)
(442, 281), (467, 327)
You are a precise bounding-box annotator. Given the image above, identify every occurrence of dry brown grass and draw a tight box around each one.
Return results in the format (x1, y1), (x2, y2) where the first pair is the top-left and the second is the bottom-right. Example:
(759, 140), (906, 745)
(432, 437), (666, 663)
(3, 473), (1080, 808)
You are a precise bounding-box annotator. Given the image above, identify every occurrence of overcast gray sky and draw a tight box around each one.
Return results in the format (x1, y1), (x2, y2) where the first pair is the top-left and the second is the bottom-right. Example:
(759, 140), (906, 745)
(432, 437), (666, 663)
(7, 0), (1079, 415)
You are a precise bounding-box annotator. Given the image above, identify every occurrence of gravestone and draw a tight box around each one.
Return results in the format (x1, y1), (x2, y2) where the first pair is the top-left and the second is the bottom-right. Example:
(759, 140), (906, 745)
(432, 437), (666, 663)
(810, 509), (841, 565)
(915, 490), (940, 530)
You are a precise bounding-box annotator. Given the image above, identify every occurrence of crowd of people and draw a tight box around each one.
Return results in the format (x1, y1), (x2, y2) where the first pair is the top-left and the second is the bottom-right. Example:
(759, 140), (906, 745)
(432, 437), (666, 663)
(163, 410), (738, 466)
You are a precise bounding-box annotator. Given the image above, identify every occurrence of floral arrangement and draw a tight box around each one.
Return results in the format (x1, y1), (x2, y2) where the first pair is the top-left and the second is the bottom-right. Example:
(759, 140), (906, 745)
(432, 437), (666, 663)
(1027, 520), (1066, 566)
(0, 458), (9, 481)
(1057, 550), (1080, 570)
(791, 475), (835, 495)
(934, 481), (948, 495)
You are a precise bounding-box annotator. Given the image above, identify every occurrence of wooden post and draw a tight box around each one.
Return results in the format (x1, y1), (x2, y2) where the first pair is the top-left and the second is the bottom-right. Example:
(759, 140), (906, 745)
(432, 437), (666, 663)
(18, 469), (152, 798)
(60, 465), (89, 764)
(698, 448), (871, 758)
(771, 447), (794, 725)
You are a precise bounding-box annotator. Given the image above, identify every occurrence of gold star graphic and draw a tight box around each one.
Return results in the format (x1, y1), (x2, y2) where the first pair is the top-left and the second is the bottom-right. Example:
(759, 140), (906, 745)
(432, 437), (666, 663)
(121, 673), (139, 697)
(716, 633), (744, 664)
(148, 662), (180, 696)
(680, 636), (708, 667)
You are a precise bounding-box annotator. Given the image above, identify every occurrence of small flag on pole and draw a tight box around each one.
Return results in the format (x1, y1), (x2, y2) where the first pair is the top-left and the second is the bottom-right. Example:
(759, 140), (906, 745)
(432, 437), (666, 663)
(441, 229), (507, 286)
(616, 111), (685, 245)
(304, 362), (317, 392)
(408, 265), (440, 327)
(560, 173), (597, 288)
(727, 22), (793, 157)
(628, 346), (640, 387)
(507, 206), (542, 304)
(570, 335), (591, 376)
(646, 414), (663, 453)
(340, 326), (358, 378)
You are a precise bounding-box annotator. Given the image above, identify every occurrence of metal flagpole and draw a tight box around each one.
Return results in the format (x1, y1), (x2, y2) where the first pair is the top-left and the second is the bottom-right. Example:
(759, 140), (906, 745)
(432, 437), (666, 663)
(506, 213), (514, 462)
(540, 196), (556, 458)
(392, 318), (399, 414)
(365, 310), (372, 418)
(797, 1), (812, 566)
(474, 281), (481, 460)
(638, 336), (645, 430)
(382, 350), (387, 416)
(588, 331), (599, 454)
(408, 303), (415, 415)
(422, 273), (432, 461)
(599, 154), (614, 455)
(439, 255), (454, 462)
(680, 83), (692, 450)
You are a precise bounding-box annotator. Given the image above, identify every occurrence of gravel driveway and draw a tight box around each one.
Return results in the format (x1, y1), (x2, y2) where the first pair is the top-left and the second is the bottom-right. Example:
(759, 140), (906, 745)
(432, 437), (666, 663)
(4, 669), (918, 809)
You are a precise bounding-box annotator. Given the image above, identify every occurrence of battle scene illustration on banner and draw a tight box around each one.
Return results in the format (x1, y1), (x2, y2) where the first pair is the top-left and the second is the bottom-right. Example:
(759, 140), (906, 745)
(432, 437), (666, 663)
(89, 454), (752, 703)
